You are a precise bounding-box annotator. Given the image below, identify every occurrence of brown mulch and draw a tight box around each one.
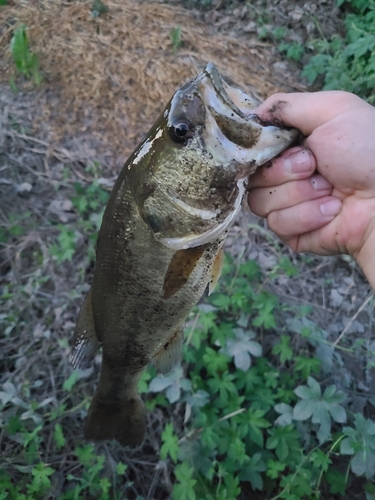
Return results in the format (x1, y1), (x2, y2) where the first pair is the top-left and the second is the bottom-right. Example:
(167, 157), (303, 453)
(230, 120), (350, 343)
(0, 0), (303, 168)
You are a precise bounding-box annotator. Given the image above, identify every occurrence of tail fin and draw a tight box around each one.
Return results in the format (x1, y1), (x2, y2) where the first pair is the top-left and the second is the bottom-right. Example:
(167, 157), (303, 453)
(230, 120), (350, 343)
(84, 392), (146, 448)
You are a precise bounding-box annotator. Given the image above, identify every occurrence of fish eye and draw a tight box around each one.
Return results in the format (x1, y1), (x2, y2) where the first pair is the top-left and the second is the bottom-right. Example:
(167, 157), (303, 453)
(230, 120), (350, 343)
(168, 119), (193, 144)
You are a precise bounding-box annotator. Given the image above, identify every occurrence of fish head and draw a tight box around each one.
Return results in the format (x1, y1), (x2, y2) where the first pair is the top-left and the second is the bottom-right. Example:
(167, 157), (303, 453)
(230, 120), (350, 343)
(195, 62), (299, 174)
(161, 62), (298, 170)
(131, 63), (299, 249)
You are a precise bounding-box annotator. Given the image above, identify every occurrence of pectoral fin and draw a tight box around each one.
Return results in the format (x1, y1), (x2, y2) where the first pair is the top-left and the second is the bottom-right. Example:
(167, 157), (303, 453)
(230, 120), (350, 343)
(163, 245), (208, 299)
(152, 327), (183, 374)
(209, 248), (224, 295)
(71, 289), (101, 370)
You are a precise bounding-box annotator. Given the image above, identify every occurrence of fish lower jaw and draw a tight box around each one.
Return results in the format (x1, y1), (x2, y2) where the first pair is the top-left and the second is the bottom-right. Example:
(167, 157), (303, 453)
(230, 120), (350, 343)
(204, 118), (298, 170)
(158, 179), (246, 250)
(253, 125), (299, 165)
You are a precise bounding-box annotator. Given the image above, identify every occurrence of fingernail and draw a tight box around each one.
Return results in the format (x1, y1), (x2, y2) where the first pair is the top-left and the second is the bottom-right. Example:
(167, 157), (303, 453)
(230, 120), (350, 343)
(284, 150), (312, 174)
(311, 175), (332, 191)
(320, 199), (342, 216)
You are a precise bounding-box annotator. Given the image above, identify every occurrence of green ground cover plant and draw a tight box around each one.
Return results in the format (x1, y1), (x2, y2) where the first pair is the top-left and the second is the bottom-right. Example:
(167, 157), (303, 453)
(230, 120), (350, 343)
(277, 0), (375, 102)
(3, 206), (374, 498)
(1, 127), (374, 498)
(302, 0), (375, 103)
(142, 255), (375, 499)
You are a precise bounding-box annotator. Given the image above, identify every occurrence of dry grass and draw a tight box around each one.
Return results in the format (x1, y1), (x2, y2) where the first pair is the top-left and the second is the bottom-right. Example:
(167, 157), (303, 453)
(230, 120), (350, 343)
(0, 0), (299, 166)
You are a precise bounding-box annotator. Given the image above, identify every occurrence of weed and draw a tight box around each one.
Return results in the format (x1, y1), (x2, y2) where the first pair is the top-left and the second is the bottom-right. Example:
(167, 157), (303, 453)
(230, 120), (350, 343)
(49, 226), (78, 264)
(257, 26), (269, 41)
(137, 254), (375, 498)
(170, 26), (183, 53)
(273, 26), (288, 41)
(91, 0), (109, 18)
(302, 0), (375, 102)
(0, 156), (115, 499)
(279, 41), (305, 62)
(49, 178), (109, 264)
(10, 24), (42, 86)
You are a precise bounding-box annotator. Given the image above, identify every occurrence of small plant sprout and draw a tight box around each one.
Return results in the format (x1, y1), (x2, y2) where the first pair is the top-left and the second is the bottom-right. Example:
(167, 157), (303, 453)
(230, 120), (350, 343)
(170, 26), (183, 53)
(10, 24), (42, 86)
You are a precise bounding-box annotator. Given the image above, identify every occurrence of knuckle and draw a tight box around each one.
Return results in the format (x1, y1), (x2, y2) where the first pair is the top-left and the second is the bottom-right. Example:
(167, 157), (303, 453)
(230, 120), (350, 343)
(248, 190), (269, 218)
(267, 210), (284, 236)
(267, 92), (288, 103)
(285, 180), (303, 201)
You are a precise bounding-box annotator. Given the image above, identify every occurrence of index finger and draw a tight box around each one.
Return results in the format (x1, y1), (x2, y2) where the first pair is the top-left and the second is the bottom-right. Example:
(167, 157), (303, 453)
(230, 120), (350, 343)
(254, 91), (369, 137)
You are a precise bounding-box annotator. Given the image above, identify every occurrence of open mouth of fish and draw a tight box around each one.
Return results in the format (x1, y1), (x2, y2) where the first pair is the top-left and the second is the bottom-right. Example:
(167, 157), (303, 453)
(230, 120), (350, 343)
(159, 63), (298, 250)
(185, 62), (298, 174)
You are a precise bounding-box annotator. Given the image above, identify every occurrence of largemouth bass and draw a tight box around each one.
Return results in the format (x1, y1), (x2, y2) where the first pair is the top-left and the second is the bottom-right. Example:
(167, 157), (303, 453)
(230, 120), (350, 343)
(72, 63), (298, 447)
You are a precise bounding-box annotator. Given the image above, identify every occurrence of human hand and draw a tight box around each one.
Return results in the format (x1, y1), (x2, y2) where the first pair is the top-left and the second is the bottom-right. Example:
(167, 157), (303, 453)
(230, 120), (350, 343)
(247, 91), (375, 288)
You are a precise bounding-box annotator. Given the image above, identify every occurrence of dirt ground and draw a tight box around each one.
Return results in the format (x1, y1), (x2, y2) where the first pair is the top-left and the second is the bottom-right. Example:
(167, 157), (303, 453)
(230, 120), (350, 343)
(0, 0), (374, 498)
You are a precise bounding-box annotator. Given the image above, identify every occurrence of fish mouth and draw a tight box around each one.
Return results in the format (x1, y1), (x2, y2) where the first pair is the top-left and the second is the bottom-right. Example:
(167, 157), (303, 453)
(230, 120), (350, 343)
(195, 62), (299, 171)
(158, 64), (299, 251)
(202, 62), (260, 119)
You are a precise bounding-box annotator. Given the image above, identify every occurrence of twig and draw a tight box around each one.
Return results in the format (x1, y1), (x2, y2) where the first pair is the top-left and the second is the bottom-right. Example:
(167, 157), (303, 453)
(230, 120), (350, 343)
(4, 129), (77, 162)
(178, 407), (245, 443)
(332, 293), (374, 348)
(218, 407), (246, 422)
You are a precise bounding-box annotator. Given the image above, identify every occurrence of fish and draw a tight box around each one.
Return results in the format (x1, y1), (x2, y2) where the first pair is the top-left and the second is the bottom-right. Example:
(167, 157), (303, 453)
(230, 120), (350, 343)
(71, 62), (298, 447)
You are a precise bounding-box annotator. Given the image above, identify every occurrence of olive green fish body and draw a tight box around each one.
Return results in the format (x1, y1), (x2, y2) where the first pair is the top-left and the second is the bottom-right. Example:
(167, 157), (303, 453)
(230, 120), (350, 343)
(92, 163), (227, 370)
(72, 63), (299, 447)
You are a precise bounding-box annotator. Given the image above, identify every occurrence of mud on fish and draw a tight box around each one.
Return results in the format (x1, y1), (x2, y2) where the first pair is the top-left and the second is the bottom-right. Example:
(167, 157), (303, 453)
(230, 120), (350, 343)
(72, 63), (298, 447)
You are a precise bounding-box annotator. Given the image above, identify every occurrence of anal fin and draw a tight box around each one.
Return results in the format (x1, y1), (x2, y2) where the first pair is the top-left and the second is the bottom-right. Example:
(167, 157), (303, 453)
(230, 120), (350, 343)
(208, 248), (224, 295)
(152, 327), (183, 374)
(71, 289), (101, 370)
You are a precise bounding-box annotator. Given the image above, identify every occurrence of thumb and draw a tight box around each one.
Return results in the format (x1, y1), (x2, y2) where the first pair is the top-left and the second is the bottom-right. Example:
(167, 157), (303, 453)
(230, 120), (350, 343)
(254, 91), (368, 137)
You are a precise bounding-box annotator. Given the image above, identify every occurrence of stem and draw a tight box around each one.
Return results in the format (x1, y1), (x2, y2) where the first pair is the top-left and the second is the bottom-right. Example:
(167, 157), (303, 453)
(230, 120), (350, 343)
(315, 434), (345, 494)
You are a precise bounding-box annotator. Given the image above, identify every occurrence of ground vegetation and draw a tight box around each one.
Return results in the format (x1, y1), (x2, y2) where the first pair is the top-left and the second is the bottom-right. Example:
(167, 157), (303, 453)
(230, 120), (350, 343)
(0, 0), (374, 498)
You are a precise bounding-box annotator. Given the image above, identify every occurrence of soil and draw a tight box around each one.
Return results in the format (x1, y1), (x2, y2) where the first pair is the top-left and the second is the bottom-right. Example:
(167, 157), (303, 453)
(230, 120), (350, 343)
(0, 1), (373, 499)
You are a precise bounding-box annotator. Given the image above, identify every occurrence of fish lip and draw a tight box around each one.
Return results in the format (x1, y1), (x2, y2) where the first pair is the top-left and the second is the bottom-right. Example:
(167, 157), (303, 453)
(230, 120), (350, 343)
(199, 63), (296, 132)
(200, 62), (247, 119)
